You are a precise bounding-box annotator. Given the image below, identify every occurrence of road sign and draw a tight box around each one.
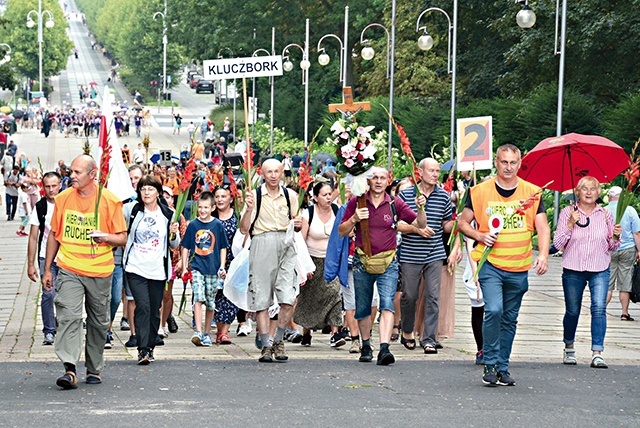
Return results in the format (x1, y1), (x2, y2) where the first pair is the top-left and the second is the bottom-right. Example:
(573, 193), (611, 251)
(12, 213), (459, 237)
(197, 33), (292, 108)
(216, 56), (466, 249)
(456, 116), (493, 171)
(203, 56), (283, 80)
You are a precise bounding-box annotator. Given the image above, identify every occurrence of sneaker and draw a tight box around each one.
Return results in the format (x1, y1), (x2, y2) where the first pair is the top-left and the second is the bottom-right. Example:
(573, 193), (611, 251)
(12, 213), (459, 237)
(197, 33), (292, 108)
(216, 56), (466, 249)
(191, 331), (203, 346)
(104, 334), (112, 350)
(125, 335), (137, 348)
(56, 371), (78, 390)
(283, 328), (295, 341)
(359, 345), (373, 363)
(482, 365), (498, 386)
(272, 340), (288, 361)
(120, 317), (130, 331)
(590, 354), (608, 369)
(475, 350), (484, 365)
(167, 314), (179, 333)
(289, 331), (303, 343)
(43, 332), (55, 346)
(497, 371), (516, 386)
(376, 348), (396, 366)
(237, 323), (251, 337)
(158, 327), (169, 338)
(202, 333), (213, 346)
(137, 349), (150, 365)
(349, 339), (361, 354)
(148, 349), (155, 363)
(300, 333), (312, 347)
(563, 347), (577, 365)
(155, 336), (165, 347)
(255, 333), (263, 350)
(259, 346), (274, 363)
(330, 332), (346, 348)
(15, 230), (28, 236)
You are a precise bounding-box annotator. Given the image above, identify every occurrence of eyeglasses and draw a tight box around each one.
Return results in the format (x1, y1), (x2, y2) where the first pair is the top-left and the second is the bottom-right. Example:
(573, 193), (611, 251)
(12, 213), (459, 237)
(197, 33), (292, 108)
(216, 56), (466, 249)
(215, 184), (230, 191)
(140, 186), (157, 193)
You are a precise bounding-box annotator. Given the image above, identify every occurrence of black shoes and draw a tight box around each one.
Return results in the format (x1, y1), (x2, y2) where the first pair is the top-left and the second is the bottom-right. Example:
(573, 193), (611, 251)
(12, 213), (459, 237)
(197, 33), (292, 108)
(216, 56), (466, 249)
(125, 335), (137, 348)
(167, 314), (179, 333)
(376, 349), (395, 366)
(359, 345), (373, 363)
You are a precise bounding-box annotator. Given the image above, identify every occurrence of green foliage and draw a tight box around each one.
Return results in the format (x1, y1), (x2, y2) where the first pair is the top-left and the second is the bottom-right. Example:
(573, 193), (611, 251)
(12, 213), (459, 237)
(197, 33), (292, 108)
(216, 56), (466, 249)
(604, 92), (640, 151)
(0, 63), (18, 91)
(238, 120), (305, 157)
(0, 0), (73, 81)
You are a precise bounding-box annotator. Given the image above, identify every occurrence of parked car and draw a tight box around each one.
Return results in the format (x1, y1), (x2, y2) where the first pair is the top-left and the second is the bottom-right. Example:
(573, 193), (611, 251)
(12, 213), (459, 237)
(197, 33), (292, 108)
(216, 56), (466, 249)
(186, 69), (200, 84)
(28, 91), (45, 105)
(189, 75), (203, 89)
(196, 80), (214, 94)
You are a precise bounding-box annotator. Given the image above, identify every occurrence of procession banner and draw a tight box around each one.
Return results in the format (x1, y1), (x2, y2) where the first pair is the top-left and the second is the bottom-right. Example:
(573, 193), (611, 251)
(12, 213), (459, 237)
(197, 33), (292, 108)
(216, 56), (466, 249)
(203, 56), (283, 80)
(456, 116), (493, 171)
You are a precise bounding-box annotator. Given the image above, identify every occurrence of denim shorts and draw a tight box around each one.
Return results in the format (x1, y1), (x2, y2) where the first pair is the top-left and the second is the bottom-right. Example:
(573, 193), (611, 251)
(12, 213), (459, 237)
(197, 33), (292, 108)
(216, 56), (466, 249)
(352, 256), (398, 320)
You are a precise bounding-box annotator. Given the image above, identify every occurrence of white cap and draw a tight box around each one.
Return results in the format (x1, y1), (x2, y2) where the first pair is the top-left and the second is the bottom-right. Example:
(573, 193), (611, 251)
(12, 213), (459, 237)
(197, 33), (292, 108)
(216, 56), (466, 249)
(608, 186), (622, 198)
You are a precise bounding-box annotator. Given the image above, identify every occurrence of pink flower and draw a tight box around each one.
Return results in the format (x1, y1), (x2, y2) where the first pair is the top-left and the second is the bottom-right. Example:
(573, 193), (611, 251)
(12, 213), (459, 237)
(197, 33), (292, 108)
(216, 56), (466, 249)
(345, 158), (355, 168)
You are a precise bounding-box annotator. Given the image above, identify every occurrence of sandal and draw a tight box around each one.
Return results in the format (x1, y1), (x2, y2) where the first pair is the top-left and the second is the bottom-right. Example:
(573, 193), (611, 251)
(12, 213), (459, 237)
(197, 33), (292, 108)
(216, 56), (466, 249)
(218, 333), (232, 345)
(56, 371), (78, 390)
(391, 325), (401, 342)
(423, 344), (438, 354)
(590, 354), (608, 369)
(621, 314), (635, 321)
(563, 348), (577, 365)
(400, 335), (416, 350)
(86, 372), (102, 384)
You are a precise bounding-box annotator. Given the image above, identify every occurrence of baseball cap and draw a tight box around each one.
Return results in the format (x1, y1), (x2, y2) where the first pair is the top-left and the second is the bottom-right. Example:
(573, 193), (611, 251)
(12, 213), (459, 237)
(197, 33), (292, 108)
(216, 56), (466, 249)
(162, 186), (172, 195)
(608, 186), (622, 198)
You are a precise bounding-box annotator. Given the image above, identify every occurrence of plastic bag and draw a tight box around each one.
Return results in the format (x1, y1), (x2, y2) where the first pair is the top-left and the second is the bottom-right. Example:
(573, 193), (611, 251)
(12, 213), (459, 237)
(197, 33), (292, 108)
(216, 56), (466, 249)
(223, 246), (251, 311)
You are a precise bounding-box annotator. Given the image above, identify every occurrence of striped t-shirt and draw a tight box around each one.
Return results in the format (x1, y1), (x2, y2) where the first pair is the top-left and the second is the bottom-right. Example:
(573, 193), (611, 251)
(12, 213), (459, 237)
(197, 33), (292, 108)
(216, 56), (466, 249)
(398, 186), (453, 264)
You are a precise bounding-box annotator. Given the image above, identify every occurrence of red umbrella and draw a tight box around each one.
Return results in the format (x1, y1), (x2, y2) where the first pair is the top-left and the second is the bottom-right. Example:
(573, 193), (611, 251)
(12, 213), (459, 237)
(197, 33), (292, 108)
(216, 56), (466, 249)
(89, 81), (98, 86)
(518, 133), (629, 192)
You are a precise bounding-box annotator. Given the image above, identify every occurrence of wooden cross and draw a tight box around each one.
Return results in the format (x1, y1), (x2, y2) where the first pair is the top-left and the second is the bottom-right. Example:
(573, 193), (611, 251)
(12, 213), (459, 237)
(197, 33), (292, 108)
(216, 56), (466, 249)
(328, 87), (371, 117)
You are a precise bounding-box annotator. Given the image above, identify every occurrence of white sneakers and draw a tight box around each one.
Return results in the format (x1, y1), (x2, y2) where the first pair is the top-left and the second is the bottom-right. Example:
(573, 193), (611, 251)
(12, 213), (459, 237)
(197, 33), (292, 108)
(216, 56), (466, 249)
(237, 319), (253, 337)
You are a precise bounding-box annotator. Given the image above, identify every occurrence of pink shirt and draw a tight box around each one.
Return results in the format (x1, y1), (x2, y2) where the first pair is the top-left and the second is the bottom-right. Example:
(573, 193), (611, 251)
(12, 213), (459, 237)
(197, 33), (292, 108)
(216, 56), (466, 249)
(553, 204), (620, 272)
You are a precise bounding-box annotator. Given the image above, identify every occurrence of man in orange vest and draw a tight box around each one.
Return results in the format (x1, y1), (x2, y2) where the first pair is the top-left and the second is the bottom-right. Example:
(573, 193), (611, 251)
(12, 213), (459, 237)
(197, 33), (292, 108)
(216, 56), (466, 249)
(43, 155), (127, 390)
(458, 144), (550, 387)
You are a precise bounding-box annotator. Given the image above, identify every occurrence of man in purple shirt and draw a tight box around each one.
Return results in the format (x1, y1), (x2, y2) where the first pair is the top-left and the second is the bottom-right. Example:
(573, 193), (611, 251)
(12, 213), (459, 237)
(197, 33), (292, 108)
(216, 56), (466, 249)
(339, 167), (426, 365)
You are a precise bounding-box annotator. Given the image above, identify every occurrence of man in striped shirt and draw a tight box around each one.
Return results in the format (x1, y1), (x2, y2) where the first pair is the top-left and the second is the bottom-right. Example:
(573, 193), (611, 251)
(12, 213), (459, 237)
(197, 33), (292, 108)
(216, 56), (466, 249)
(398, 158), (454, 354)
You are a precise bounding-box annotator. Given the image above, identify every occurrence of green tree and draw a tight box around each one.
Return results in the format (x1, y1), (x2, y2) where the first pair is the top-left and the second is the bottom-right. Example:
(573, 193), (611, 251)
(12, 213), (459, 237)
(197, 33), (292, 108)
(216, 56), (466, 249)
(0, 0), (73, 83)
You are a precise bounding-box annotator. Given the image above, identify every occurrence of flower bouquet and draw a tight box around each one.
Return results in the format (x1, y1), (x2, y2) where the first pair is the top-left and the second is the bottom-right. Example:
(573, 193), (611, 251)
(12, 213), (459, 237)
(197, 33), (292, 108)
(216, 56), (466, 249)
(92, 116), (112, 257)
(330, 117), (377, 197)
(615, 139), (640, 225)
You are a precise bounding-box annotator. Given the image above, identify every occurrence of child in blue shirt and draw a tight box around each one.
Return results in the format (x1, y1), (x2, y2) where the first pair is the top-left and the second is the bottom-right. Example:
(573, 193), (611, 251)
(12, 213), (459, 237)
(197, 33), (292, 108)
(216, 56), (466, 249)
(181, 191), (228, 346)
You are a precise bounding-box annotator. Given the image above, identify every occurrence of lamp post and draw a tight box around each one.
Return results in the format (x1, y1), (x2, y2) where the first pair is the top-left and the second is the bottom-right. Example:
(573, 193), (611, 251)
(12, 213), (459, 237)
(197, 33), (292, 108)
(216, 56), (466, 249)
(359, 0), (396, 170)
(516, 0), (563, 226)
(0, 43), (11, 66)
(252, 46), (274, 151)
(153, 0), (168, 113)
(318, 6), (348, 90)
(218, 47), (237, 141)
(26, 0), (54, 91)
(416, 3), (457, 162)
(282, 19), (310, 145)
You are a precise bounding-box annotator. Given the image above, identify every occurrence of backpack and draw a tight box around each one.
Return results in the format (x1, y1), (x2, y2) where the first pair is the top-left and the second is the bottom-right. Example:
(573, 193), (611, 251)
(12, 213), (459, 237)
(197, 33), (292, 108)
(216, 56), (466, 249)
(308, 203), (339, 226)
(176, 116), (182, 125)
(213, 146), (221, 157)
(249, 186), (291, 237)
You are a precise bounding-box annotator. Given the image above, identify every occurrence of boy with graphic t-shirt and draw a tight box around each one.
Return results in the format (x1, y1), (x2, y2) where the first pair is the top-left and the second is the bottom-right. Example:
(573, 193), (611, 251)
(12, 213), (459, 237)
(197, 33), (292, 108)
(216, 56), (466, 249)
(181, 191), (228, 346)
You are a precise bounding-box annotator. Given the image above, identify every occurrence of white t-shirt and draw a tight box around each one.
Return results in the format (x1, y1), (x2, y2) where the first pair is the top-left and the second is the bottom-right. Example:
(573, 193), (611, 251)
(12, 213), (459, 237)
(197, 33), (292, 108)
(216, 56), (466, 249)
(29, 200), (54, 259)
(17, 190), (31, 217)
(125, 208), (166, 280)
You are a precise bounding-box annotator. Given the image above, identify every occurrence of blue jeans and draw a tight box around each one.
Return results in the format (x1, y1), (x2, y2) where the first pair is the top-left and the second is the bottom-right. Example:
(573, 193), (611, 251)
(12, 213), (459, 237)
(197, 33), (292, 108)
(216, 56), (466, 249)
(479, 262), (529, 372)
(110, 264), (123, 323)
(352, 257), (398, 320)
(39, 257), (58, 335)
(562, 268), (609, 352)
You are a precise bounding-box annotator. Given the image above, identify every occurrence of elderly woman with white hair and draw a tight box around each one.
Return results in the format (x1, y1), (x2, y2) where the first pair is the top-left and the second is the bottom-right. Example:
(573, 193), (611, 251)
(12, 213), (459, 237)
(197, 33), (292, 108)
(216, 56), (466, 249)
(553, 176), (621, 369)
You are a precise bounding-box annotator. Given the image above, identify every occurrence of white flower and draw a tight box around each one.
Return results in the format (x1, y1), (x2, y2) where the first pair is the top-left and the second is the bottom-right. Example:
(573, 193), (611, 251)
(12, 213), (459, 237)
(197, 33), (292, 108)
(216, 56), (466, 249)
(362, 144), (377, 160)
(344, 158), (355, 168)
(356, 125), (375, 139)
(341, 144), (357, 159)
(505, 207), (514, 216)
(340, 132), (350, 140)
(330, 120), (345, 134)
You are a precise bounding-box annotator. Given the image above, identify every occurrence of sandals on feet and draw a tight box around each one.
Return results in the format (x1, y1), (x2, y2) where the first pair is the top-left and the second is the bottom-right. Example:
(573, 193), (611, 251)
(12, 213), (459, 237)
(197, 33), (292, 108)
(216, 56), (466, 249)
(590, 354), (608, 369)
(391, 325), (401, 342)
(400, 335), (416, 350)
(563, 348), (577, 365)
(423, 344), (438, 354)
(86, 372), (102, 384)
(56, 371), (78, 390)
(621, 314), (635, 321)
(218, 332), (232, 345)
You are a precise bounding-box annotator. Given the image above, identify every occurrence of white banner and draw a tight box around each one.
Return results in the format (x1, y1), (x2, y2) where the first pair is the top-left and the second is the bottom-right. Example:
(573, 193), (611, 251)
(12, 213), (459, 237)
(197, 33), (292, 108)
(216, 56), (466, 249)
(203, 56), (283, 80)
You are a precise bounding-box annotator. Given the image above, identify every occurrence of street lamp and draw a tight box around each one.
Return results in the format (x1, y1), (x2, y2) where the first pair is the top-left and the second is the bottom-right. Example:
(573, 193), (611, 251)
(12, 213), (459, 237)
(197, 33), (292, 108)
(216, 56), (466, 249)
(153, 0), (168, 113)
(218, 47), (237, 141)
(281, 19), (310, 145)
(516, 0), (537, 29)
(359, 4), (397, 170)
(317, 6), (349, 89)
(516, 0), (563, 226)
(416, 2), (458, 161)
(26, 0), (54, 91)
(0, 43), (11, 65)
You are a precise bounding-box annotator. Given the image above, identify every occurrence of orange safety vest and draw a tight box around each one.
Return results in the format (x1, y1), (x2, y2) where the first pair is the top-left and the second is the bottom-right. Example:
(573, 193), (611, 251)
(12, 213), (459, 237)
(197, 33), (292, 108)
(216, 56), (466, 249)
(470, 177), (540, 272)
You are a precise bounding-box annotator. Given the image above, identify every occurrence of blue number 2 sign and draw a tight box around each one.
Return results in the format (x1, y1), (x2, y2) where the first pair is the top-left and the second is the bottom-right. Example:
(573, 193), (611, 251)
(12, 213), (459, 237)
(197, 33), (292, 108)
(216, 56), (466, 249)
(456, 116), (493, 171)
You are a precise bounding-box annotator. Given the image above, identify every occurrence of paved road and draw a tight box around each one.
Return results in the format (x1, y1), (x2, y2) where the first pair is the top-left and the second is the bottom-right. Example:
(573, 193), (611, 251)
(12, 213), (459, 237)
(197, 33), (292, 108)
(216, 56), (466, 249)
(0, 3), (639, 426)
